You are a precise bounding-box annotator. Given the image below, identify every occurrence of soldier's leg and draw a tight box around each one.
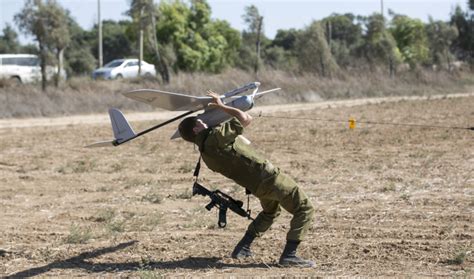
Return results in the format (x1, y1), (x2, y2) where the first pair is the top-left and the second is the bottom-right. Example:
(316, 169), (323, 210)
(232, 199), (281, 258)
(248, 198), (281, 236)
(280, 189), (315, 241)
(253, 172), (314, 240)
(271, 173), (315, 241)
(272, 173), (315, 267)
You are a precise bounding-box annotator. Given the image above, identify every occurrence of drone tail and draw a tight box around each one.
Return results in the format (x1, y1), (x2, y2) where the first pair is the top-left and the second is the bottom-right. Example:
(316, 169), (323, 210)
(85, 108), (136, 148)
(109, 108), (136, 142)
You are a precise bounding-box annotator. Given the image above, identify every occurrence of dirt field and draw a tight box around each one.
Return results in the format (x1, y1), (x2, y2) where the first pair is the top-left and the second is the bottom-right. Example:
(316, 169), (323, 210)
(0, 94), (472, 277)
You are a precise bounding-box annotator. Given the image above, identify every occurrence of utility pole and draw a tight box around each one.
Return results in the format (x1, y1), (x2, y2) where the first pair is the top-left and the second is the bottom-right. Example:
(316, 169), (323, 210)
(98, 0), (103, 67)
(380, 0), (384, 18)
(138, 6), (143, 76)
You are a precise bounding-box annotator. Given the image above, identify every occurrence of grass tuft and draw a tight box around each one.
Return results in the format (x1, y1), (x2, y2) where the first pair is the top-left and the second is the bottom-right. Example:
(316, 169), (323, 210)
(136, 269), (163, 279)
(175, 188), (192, 200)
(64, 224), (92, 244)
(93, 208), (116, 223)
(142, 190), (163, 204)
(106, 220), (126, 233)
(178, 162), (194, 174)
(446, 251), (469, 265)
(57, 159), (97, 174)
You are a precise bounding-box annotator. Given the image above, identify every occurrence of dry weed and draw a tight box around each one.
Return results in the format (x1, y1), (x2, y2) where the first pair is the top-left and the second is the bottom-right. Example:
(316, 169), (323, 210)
(0, 69), (473, 118)
(64, 224), (93, 244)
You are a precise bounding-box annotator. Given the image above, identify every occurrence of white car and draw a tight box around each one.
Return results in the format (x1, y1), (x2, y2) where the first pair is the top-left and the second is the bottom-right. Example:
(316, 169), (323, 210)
(0, 54), (66, 84)
(92, 59), (156, 80)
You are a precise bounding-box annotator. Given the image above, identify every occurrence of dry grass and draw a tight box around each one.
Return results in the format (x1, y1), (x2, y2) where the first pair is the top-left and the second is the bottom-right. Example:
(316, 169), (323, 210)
(0, 68), (473, 118)
(0, 95), (472, 277)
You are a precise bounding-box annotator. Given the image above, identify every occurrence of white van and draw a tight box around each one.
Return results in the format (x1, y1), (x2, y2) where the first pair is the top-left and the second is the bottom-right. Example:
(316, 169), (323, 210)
(0, 54), (66, 84)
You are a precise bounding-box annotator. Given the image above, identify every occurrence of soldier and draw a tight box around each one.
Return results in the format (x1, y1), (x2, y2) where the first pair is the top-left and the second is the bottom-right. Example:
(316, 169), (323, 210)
(178, 90), (315, 267)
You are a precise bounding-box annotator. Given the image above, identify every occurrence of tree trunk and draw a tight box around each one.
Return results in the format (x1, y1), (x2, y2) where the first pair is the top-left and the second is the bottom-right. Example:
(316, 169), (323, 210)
(39, 41), (47, 91)
(150, 9), (169, 84)
(254, 16), (263, 76)
(468, 44), (474, 71)
(326, 21), (332, 47)
(389, 56), (395, 78)
(319, 54), (326, 77)
(445, 49), (452, 72)
(55, 47), (64, 87)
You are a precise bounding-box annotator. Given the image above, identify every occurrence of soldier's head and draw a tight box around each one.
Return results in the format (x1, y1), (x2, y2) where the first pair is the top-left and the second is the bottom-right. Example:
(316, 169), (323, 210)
(178, 117), (208, 142)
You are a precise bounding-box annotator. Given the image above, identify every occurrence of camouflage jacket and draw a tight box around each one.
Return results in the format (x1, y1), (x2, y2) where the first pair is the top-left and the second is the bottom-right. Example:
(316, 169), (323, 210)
(194, 118), (278, 193)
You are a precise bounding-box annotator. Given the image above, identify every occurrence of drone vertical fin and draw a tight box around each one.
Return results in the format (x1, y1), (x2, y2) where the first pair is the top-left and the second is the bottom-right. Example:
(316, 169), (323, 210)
(109, 108), (136, 142)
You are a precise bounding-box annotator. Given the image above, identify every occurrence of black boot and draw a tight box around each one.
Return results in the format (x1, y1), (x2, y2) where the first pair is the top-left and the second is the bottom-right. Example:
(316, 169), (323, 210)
(279, 240), (315, 268)
(231, 232), (256, 258)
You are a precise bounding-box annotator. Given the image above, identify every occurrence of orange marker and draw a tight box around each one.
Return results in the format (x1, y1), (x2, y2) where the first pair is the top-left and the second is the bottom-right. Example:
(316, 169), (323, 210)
(349, 118), (356, 129)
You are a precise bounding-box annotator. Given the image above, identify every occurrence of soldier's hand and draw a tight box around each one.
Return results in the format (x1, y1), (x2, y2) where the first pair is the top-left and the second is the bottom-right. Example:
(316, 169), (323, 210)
(207, 90), (224, 108)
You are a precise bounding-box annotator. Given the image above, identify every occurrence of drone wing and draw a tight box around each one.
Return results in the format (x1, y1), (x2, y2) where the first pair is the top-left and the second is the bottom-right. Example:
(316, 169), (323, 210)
(123, 89), (212, 111)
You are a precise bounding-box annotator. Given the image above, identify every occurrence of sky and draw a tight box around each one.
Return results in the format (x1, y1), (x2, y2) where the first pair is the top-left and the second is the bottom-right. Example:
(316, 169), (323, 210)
(0, 0), (468, 44)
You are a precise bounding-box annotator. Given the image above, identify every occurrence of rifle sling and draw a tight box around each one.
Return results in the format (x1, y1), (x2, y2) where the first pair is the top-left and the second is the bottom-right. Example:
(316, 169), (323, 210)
(193, 155), (201, 181)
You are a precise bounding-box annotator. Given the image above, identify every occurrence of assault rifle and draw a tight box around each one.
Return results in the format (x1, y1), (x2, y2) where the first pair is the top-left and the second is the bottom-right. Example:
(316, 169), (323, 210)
(192, 182), (253, 228)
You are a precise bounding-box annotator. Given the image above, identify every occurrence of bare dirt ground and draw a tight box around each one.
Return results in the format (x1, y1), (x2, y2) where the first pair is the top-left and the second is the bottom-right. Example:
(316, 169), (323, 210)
(0, 94), (472, 277)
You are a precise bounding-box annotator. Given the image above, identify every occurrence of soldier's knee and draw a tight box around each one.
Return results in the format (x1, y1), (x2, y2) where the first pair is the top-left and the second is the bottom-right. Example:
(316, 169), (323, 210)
(304, 199), (315, 220)
(279, 188), (311, 218)
(262, 206), (281, 219)
(294, 189), (315, 220)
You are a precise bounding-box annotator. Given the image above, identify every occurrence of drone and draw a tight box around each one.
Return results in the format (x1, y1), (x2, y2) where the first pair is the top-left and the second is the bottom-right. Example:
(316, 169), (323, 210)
(86, 82), (281, 147)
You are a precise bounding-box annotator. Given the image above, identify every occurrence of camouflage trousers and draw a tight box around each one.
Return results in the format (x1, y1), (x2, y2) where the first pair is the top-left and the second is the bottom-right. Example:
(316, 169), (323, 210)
(246, 171), (315, 242)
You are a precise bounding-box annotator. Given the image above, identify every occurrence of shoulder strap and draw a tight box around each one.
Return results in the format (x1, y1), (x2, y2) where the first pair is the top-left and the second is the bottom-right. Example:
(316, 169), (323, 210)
(193, 154), (202, 181)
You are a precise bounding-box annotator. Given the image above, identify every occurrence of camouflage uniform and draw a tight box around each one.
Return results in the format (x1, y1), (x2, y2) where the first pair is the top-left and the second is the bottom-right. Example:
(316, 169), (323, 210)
(195, 118), (314, 241)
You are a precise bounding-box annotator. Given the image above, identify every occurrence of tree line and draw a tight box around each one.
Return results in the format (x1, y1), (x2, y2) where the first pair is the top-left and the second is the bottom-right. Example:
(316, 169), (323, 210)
(0, 0), (473, 90)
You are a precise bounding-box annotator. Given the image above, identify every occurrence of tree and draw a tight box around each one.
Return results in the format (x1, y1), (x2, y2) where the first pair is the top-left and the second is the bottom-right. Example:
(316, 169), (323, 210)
(15, 0), (72, 88)
(242, 5), (264, 75)
(264, 28), (300, 71)
(45, 2), (70, 86)
(212, 19), (241, 68)
(20, 44), (39, 54)
(272, 28), (300, 51)
(64, 13), (96, 75)
(389, 13), (430, 67)
(0, 24), (21, 53)
(295, 21), (339, 77)
(189, 0), (240, 72)
(263, 46), (298, 71)
(358, 14), (401, 76)
(155, 0), (240, 73)
(451, 5), (474, 69)
(127, 0), (170, 83)
(189, 0), (211, 31)
(91, 20), (134, 65)
(15, 0), (52, 90)
(425, 18), (458, 70)
(321, 13), (363, 68)
(155, 0), (189, 72)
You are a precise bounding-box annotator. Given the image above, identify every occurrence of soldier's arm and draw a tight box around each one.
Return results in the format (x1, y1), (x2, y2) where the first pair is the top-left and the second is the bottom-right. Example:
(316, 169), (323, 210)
(207, 90), (253, 127)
